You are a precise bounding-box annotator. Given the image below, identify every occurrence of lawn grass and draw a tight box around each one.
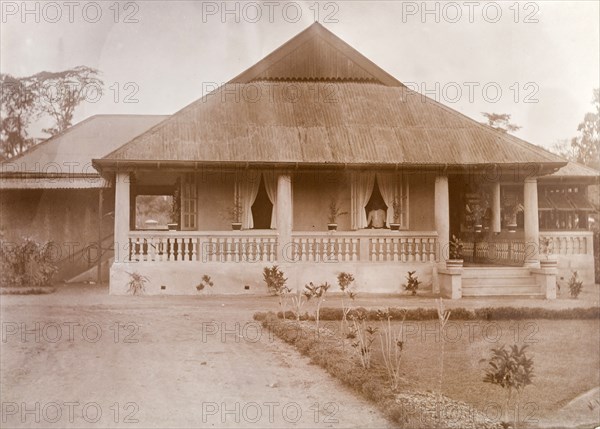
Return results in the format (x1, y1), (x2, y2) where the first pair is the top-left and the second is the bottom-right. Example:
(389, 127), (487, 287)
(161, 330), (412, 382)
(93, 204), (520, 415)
(329, 318), (600, 426)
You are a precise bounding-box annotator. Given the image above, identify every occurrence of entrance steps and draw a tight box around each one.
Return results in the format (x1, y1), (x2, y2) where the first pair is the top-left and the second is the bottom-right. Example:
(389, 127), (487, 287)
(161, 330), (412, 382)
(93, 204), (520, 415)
(461, 267), (543, 297)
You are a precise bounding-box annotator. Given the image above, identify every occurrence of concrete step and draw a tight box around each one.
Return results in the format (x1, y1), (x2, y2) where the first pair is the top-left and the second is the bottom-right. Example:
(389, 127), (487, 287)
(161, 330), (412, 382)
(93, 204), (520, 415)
(462, 267), (531, 277)
(463, 285), (540, 293)
(463, 291), (545, 297)
(462, 276), (536, 287)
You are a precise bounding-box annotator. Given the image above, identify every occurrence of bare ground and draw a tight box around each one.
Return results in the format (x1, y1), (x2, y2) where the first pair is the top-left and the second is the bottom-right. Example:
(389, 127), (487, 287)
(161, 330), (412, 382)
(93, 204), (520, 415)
(0, 286), (392, 428)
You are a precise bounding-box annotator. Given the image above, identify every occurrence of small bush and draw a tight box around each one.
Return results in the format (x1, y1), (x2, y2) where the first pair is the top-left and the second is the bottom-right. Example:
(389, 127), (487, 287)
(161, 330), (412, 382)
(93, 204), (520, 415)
(568, 271), (583, 298)
(263, 265), (288, 295)
(127, 272), (148, 295)
(196, 275), (214, 292)
(402, 271), (421, 295)
(483, 344), (534, 427)
(0, 238), (58, 287)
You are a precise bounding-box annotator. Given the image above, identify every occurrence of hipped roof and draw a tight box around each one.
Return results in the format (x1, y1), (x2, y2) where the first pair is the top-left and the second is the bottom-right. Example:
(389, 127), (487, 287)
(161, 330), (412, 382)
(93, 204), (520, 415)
(1, 115), (166, 188)
(92, 23), (566, 172)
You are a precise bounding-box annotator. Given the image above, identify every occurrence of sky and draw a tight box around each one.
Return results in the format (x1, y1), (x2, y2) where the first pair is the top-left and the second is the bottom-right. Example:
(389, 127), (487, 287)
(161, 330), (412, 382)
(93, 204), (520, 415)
(1, 0), (599, 150)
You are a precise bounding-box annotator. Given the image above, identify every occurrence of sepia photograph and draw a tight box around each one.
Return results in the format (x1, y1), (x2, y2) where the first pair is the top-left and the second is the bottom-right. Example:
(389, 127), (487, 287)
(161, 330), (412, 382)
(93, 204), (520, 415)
(1, 1), (599, 428)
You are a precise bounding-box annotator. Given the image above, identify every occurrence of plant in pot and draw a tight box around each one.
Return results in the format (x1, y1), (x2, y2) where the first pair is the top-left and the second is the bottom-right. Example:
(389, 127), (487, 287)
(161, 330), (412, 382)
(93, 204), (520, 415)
(505, 202), (524, 233)
(539, 236), (557, 269)
(447, 234), (464, 268)
(328, 198), (348, 231)
(472, 204), (485, 233)
(230, 192), (243, 230)
(389, 198), (402, 231)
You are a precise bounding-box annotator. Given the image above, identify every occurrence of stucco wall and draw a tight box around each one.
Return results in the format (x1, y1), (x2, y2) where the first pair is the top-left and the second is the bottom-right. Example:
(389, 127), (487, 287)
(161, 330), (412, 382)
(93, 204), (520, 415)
(293, 171), (351, 231)
(196, 171), (236, 230)
(408, 173), (435, 230)
(0, 188), (113, 281)
(110, 260), (435, 295)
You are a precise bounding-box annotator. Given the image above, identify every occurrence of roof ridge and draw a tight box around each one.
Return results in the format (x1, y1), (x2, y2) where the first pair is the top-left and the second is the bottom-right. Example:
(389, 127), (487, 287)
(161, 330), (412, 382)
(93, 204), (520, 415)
(230, 22), (402, 86)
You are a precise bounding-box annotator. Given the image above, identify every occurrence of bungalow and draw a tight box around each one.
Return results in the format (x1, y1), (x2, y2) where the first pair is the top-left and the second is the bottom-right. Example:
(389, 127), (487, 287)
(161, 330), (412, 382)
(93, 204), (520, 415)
(89, 22), (595, 298)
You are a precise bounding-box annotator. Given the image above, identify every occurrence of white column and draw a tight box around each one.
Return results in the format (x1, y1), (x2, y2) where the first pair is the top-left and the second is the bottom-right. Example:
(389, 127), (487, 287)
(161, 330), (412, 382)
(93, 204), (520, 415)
(523, 177), (540, 267)
(276, 173), (292, 262)
(114, 172), (131, 263)
(434, 175), (450, 261)
(491, 182), (501, 233)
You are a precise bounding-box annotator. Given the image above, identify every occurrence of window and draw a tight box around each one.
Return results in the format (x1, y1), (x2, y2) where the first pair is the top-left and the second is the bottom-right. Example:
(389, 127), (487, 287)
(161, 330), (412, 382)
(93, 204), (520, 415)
(181, 173), (197, 230)
(251, 177), (273, 229)
(135, 195), (173, 230)
(351, 172), (408, 230)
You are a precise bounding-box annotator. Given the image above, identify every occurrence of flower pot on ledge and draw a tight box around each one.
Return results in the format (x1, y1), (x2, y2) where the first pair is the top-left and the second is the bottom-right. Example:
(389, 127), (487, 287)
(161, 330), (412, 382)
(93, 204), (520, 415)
(167, 223), (178, 231)
(390, 223), (400, 231)
(327, 223), (338, 231)
(231, 222), (242, 230)
(507, 223), (517, 233)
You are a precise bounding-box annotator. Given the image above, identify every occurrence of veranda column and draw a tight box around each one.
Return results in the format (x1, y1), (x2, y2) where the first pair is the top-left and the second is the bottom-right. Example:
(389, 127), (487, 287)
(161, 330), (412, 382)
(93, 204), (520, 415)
(434, 175), (450, 262)
(276, 173), (293, 262)
(491, 182), (501, 233)
(114, 172), (130, 263)
(523, 177), (540, 267)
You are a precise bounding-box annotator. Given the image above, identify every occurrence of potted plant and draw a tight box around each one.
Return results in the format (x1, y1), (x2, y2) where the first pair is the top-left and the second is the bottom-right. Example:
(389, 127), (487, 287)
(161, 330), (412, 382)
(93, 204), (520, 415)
(389, 198), (402, 231)
(505, 202), (524, 233)
(446, 234), (463, 268)
(327, 198), (348, 231)
(539, 236), (557, 269)
(472, 204), (485, 233)
(230, 192), (243, 230)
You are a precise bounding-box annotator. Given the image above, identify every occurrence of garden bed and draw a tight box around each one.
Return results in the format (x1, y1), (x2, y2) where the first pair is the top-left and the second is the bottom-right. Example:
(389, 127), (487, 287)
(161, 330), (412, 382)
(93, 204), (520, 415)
(0, 286), (56, 295)
(257, 311), (600, 428)
(257, 312), (504, 429)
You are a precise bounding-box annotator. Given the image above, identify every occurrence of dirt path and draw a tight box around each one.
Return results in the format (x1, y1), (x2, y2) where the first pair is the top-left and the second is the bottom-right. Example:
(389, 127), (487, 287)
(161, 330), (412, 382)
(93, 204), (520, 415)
(1, 290), (392, 428)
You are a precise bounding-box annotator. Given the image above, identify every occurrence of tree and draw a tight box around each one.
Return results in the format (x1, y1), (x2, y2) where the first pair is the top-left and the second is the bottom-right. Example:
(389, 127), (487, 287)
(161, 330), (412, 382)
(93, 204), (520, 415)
(481, 112), (522, 133)
(570, 89), (599, 169)
(31, 66), (103, 136)
(549, 138), (577, 161)
(0, 74), (38, 158)
(0, 66), (104, 159)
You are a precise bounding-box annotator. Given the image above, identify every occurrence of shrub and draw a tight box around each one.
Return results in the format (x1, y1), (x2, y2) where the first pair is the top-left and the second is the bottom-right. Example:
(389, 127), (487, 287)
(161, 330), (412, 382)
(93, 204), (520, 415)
(376, 309), (405, 391)
(304, 282), (330, 331)
(126, 272), (148, 295)
(290, 289), (312, 321)
(196, 274), (214, 292)
(402, 271), (421, 296)
(337, 272), (357, 333)
(483, 344), (534, 428)
(263, 265), (288, 295)
(263, 265), (290, 318)
(347, 312), (377, 369)
(568, 271), (583, 298)
(0, 238), (58, 287)
(304, 306), (600, 321)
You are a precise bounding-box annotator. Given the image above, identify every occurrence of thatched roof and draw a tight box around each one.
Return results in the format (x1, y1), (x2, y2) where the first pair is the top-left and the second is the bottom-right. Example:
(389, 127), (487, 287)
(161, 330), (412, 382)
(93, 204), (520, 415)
(95, 23), (566, 172)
